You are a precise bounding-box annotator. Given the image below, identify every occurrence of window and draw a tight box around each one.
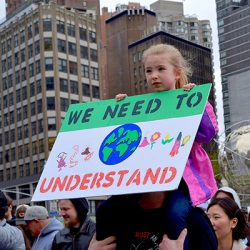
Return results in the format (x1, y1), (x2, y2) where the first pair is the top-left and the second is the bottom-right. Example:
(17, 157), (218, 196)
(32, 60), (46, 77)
(23, 105), (28, 119)
(60, 78), (68, 92)
(11, 148), (16, 161)
(17, 126), (22, 140)
(69, 61), (77, 75)
(80, 46), (88, 59)
(15, 52), (19, 66)
(21, 49), (25, 62)
(82, 83), (90, 96)
(79, 27), (87, 40)
(30, 83), (35, 97)
(20, 30), (25, 44)
(24, 124), (29, 138)
(30, 102), (36, 116)
(28, 25), (33, 39)
(91, 67), (99, 80)
(37, 99), (43, 113)
(29, 63), (34, 77)
(67, 23), (75, 37)
(81, 65), (89, 78)
(15, 70), (20, 84)
(38, 119), (43, 133)
(57, 20), (65, 34)
(22, 86), (27, 100)
(47, 97), (55, 110)
(58, 39), (66, 53)
(43, 18), (52, 32)
(60, 97), (69, 112)
(70, 80), (78, 94)
(45, 58), (53, 71)
(48, 117), (56, 130)
(36, 60), (41, 74)
(31, 121), (37, 136)
(44, 38), (52, 50)
(46, 77), (54, 90)
(34, 21), (39, 35)
(89, 31), (96, 43)
(92, 85), (100, 99)
(16, 89), (21, 103)
(34, 161), (38, 174)
(28, 44), (33, 58)
(37, 79), (42, 93)
(90, 48), (98, 62)
(58, 58), (67, 73)
(32, 142), (37, 155)
(35, 40), (40, 55)
(10, 129), (15, 143)
(68, 42), (77, 56)
(21, 67), (26, 81)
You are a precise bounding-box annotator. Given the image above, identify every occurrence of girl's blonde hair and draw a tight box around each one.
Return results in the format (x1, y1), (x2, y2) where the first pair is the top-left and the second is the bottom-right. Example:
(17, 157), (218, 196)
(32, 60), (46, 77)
(142, 44), (192, 89)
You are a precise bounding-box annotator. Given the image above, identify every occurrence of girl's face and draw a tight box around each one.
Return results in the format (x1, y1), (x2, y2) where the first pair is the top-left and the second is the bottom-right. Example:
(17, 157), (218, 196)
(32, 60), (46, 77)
(144, 53), (180, 92)
(207, 204), (238, 242)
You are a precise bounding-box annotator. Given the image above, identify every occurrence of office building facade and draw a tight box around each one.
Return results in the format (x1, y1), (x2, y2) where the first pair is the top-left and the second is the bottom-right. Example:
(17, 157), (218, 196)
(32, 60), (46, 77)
(215, 0), (250, 131)
(0, 2), (100, 208)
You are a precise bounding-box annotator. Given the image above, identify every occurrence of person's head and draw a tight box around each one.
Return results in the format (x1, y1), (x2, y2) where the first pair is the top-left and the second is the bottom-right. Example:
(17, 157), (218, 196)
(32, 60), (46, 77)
(58, 198), (89, 229)
(214, 186), (241, 208)
(207, 197), (249, 242)
(0, 190), (8, 220)
(4, 193), (13, 220)
(142, 43), (192, 92)
(24, 205), (50, 237)
(16, 204), (29, 218)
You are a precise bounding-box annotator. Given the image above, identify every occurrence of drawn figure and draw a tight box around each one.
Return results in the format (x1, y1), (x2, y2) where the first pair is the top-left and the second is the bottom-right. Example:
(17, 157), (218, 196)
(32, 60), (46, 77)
(57, 152), (67, 171)
(81, 146), (94, 161)
(150, 132), (161, 149)
(181, 135), (191, 146)
(139, 137), (150, 147)
(169, 132), (182, 157)
(162, 133), (174, 144)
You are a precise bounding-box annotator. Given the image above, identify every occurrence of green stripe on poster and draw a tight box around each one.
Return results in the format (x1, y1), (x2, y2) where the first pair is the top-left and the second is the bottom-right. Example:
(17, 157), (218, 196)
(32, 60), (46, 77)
(60, 84), (211, 132)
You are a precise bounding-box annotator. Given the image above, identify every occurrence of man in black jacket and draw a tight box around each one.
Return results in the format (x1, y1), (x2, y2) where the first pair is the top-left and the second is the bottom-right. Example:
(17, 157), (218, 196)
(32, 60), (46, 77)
(52, 198), (95, 250)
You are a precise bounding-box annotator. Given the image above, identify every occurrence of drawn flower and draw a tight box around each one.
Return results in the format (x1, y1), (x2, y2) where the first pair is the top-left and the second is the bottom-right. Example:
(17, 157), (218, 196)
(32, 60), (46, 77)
(150, 132), (161, 149)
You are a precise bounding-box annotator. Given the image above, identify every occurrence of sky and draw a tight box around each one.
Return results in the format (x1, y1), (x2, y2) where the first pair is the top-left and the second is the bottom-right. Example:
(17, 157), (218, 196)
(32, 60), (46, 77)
(0, 0), (224, 136)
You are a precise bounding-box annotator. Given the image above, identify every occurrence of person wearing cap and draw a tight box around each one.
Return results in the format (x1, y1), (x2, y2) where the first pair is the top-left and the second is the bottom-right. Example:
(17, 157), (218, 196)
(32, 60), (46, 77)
(52, 198), (95, 250)
(0, 190), (25, 250)
(213, 186), (241, 208)
(24, 205), (63, 250)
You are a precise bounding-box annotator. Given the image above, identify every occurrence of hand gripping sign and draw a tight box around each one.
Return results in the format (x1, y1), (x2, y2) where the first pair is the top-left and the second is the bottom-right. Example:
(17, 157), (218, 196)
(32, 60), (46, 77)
(32, 84), (211, 201)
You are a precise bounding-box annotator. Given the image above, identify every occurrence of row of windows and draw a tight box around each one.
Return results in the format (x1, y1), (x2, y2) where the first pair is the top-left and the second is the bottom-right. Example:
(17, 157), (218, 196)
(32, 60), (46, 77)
(1, 20), (96, 55)
(1, 80), (42, 108)
(46, 81), (99, 99)
(0, 119), (43, 147)
(2, 44), (40, 74)
(0, 157), (44, 180)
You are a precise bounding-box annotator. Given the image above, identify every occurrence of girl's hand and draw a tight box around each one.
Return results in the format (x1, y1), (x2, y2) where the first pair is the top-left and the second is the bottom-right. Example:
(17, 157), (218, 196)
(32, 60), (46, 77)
(183, 83), (196, 91)
(115, 93), (128, 102)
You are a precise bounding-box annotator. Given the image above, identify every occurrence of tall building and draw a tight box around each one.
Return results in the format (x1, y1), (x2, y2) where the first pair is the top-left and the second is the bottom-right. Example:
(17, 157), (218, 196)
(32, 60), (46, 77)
(5, 0), (100, 18)
(0, 2), (100, 208)
(150, 0), (213, 49)
(103, 8), (157, 99)
(215, 0), (250, 132)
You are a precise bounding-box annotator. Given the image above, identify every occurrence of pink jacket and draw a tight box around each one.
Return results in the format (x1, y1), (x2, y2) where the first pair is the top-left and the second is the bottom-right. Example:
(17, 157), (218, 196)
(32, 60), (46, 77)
(183, 102), (219, 206)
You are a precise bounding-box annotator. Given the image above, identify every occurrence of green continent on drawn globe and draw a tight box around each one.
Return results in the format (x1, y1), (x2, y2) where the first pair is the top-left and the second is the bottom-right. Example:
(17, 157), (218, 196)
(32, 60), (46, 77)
(99, 124), (142, 165)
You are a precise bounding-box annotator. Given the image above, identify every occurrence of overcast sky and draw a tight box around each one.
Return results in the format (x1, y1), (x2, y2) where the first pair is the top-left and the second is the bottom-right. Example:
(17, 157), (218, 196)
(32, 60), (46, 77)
(0, 0), (224, 135)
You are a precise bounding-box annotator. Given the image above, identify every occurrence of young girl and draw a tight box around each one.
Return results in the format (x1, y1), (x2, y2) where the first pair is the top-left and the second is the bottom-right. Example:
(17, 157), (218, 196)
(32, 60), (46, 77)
(96, 44), (218, 250)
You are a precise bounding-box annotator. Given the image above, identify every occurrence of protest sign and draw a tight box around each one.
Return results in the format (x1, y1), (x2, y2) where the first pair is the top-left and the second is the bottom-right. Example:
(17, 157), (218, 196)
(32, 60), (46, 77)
(32, 84), (211, 201)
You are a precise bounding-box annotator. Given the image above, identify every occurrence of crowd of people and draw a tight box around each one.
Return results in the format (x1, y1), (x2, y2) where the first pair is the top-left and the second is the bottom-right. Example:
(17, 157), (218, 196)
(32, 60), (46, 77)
(1, 43), (250, 250)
